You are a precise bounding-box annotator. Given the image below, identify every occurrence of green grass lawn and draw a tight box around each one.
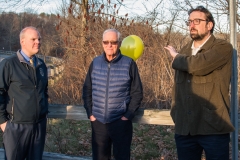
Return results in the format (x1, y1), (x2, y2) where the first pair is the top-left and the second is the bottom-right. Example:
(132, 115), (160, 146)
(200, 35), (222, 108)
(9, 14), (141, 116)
(0, 119), (235, 159)
(45, 119), (177, 159)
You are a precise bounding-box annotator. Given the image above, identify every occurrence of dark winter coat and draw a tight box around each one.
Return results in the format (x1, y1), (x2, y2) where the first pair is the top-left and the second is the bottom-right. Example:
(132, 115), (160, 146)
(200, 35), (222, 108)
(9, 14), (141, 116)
(0, 50), (48, 124)
(171, 35), (234, 135)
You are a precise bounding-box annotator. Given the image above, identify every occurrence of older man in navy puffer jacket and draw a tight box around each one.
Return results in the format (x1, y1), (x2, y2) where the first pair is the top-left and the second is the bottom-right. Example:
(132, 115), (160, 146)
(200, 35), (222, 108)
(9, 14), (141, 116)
(82, 28), (143, 160)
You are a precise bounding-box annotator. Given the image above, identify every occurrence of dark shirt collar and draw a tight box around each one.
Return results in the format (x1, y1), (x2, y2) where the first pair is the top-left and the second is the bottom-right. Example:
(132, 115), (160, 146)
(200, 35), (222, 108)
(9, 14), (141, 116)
(103, 50), (122, 63)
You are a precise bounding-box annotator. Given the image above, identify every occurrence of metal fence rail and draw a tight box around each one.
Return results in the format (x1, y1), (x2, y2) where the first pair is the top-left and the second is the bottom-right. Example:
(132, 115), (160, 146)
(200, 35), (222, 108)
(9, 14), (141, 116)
(0, 50), (64, 83)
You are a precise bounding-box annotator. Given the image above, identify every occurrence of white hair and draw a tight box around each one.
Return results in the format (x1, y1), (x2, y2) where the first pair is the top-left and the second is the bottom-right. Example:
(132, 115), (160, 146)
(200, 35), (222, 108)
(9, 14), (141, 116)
(102, 28), (121, 41)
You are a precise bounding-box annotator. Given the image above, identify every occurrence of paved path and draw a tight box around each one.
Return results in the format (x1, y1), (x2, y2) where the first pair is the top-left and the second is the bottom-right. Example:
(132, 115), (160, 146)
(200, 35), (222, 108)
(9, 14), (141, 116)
(0, 149), (92, 160)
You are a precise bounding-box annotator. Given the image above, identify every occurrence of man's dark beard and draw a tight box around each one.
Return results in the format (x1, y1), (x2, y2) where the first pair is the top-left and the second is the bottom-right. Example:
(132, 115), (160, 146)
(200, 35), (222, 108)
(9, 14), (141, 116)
(190, 30), (208, 41)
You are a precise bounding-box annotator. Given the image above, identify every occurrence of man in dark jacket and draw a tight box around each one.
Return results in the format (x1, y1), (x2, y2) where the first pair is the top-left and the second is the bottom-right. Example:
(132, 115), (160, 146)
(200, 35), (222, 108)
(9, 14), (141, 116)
(164, 6), (234, 160)
(82, 28), (143, 160)
(0, 26), (48, 160)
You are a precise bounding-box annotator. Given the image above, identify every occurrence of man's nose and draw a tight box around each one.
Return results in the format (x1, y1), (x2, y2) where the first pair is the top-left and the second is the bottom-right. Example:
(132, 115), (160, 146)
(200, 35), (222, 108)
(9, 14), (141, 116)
(35, 40), (40, 44)
(189, 22), (195, 27)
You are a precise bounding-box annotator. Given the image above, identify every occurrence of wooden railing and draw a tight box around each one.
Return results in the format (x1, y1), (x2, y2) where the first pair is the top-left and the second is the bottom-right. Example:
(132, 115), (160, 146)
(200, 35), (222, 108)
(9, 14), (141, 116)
(48, 104), (240, 126)
(46, 104), (174, 159)
(48, 104), (174, 125)
(47, 104), (240, 159)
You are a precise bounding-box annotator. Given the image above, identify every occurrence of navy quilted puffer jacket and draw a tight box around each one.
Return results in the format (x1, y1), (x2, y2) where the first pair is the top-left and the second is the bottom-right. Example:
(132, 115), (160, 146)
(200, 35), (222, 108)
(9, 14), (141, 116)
(91, 53), (132, 124)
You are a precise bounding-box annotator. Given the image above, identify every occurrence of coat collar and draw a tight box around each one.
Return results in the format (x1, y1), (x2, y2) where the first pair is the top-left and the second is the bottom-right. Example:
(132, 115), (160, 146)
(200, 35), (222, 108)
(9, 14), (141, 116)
(184, 34), (215, 56)
(16, 50), (42, 67)
(200, 34), (215, 51)
(102, 49), (122, 63)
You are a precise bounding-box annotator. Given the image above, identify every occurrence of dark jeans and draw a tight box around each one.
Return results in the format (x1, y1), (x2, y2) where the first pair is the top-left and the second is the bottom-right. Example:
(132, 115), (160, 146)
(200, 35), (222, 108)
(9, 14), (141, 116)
(175, 133), (230, 160)
(91, 119), (133, 160)
(3, 118), (47, 160)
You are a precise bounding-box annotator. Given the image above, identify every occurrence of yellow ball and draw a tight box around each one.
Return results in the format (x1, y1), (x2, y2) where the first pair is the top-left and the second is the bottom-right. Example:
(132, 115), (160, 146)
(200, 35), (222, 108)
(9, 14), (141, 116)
(120, 35), (144, 61)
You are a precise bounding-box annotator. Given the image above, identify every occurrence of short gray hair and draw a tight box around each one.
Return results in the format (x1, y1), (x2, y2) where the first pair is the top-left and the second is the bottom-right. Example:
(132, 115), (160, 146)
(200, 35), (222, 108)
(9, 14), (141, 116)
(102, 28), (121, 41)
(19, 26), (41, 40)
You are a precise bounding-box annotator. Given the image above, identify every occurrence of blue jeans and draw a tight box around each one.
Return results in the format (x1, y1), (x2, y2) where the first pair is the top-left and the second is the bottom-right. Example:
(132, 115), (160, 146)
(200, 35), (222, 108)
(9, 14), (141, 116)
(175, 133), (230, 160)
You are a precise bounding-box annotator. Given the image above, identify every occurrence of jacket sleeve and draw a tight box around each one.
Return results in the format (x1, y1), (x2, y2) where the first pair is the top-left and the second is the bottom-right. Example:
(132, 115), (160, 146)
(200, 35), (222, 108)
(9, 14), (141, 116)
(123, 60), (143, 120)
(82, 62), (93, 119)
(172, 40), (233, 76)
(0, 60), (11, 124)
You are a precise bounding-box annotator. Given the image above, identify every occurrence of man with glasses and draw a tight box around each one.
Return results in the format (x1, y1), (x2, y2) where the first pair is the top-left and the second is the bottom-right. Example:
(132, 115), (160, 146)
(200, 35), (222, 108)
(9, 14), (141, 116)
(82, 28), (143, 160)
(164, 6), (234, 160)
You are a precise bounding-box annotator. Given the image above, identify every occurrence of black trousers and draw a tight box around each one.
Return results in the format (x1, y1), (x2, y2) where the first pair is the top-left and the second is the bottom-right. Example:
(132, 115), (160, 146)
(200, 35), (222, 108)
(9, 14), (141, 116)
(3, 118), (47, 160)
(91, 119), (133, 160)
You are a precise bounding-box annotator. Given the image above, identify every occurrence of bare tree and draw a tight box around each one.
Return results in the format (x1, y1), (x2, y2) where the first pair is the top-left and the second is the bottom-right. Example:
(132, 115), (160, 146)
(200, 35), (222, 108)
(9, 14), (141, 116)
(0, 12), (20, 51)
(2, 0), (239, 108)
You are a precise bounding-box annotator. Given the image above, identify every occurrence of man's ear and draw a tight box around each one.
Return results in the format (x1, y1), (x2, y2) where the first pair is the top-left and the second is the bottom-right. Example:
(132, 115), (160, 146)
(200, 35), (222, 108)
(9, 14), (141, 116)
(20, 39), (24, 46)
(207, 21), (213, 31)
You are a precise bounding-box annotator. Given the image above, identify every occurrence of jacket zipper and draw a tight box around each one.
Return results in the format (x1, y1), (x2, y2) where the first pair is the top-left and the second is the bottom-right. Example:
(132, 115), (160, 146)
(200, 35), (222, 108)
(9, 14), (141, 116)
(104, 63), (111, 123)
(11, 98), (14, 122)
(33, 66), (39, 122)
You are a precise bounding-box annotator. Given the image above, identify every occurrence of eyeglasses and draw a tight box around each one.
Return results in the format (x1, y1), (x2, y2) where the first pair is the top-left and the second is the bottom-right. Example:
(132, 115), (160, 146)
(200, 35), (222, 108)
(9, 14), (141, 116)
(102, 41), (119, 45)
(185, 19), (208, 26)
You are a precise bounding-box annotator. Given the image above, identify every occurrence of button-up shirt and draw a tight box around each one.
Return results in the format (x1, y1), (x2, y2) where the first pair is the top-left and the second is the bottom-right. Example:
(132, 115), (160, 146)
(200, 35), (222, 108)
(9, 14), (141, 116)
(191, 35), (211, 55)
(20, 50), (35, 67)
